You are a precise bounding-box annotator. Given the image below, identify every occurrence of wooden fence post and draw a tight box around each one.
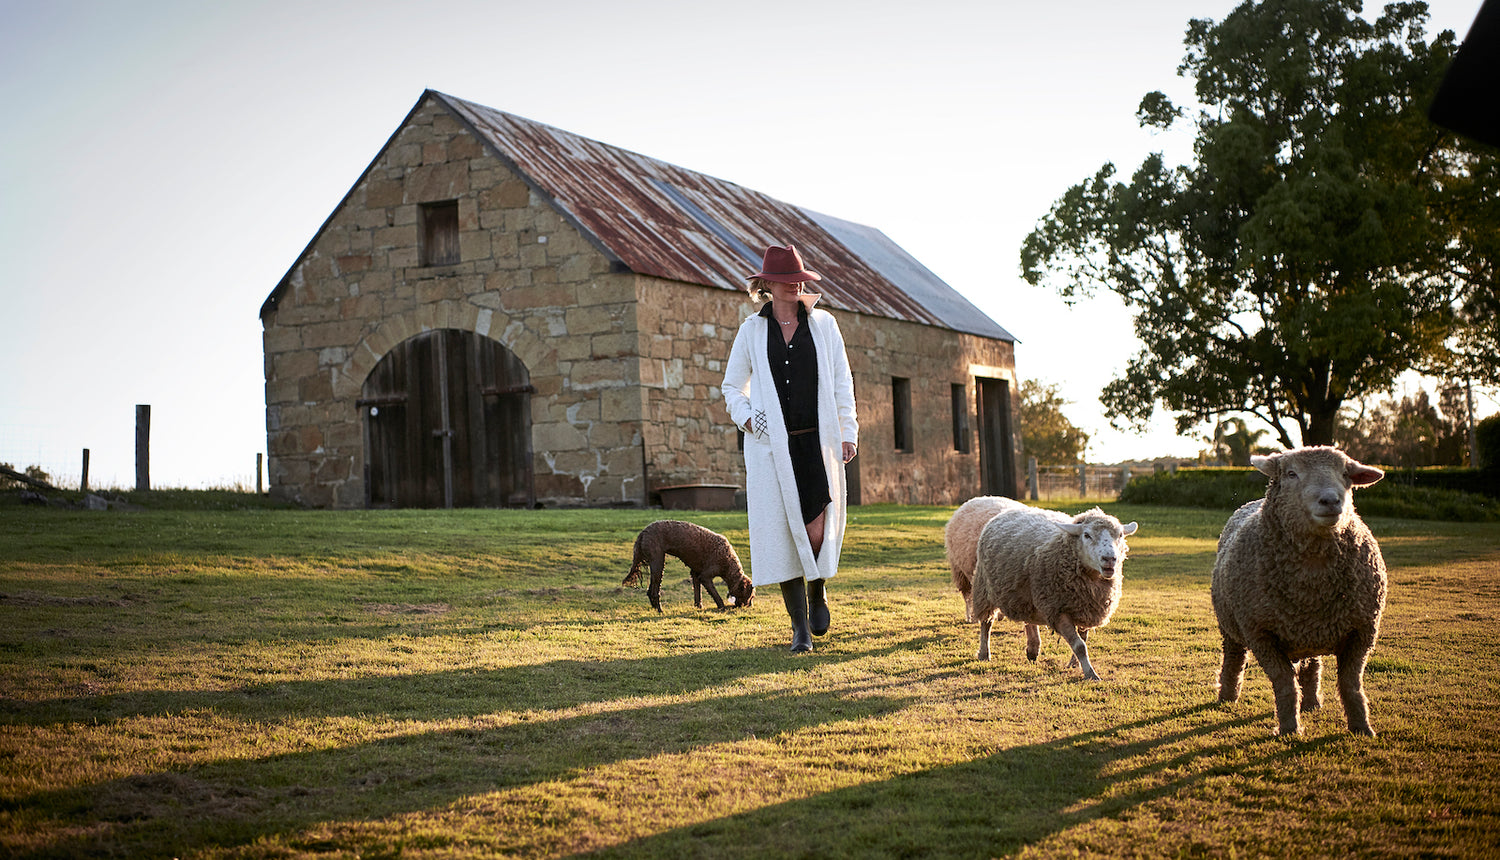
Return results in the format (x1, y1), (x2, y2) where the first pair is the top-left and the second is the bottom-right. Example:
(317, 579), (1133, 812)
(1027, 457), (1039, 500)
(1078, 463), (1088, 498)
(135, 405), (150, 492)
(256, 453), (264, 495)
(81, 449), (90, 494)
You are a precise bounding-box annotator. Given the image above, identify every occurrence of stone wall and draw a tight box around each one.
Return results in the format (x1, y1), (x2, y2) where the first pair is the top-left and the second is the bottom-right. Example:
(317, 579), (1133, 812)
(842, 313), (1018, 505)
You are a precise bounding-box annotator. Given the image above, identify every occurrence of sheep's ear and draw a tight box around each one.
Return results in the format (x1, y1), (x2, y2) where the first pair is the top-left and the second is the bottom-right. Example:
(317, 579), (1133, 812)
(1121, 522), (1138, 537)
(1348, 462), (1384, 487)
(1250, 454), (1276, 476)
(1056, 522), (1084, 537)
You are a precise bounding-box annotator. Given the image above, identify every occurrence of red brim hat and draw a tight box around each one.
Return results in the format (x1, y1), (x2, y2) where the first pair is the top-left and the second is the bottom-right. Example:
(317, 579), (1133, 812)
(747, 244), (821, 283)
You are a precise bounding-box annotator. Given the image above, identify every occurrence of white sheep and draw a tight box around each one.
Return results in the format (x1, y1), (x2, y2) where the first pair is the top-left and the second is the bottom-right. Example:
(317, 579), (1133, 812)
(971, 505), (1138, 679)
(944, 496), (1027, 622)
(1212, 446), (1387, 736)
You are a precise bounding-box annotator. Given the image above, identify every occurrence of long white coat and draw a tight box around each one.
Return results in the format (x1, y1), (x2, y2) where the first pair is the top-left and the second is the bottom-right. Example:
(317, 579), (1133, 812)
(721, 303), (859, 587)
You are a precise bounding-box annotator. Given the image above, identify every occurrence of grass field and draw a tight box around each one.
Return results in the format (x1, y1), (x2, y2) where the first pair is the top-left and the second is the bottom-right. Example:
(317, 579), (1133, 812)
(1, 500), (1497, 858)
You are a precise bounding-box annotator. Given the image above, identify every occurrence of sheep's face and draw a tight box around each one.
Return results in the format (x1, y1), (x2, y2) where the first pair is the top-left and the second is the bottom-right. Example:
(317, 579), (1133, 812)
(1253, 446), (1384, 530)
(1057, 510), (1138, 578)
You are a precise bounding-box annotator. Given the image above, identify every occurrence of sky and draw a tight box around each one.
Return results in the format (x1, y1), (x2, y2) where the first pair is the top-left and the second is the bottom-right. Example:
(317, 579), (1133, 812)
(1, 0), (1491, 490)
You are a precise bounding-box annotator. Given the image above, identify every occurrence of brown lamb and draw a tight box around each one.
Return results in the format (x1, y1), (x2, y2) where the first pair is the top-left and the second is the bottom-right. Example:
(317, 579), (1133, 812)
(621, 520), (754, 613)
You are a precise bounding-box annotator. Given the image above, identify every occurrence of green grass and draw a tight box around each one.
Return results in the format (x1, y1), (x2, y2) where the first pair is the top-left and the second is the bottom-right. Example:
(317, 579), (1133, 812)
(1, 500), (1497, 858)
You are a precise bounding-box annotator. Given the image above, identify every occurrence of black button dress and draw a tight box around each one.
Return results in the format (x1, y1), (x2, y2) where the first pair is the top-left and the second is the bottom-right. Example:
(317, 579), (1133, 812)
(761, 302), (831, 525)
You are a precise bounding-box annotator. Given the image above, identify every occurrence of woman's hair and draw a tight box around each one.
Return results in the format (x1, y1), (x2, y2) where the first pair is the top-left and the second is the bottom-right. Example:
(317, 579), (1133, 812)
(747, 277), (776, 304)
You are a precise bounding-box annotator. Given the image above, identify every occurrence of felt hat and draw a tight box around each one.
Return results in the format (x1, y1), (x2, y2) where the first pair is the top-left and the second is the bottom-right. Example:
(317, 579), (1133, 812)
(747, 245), (821, 283)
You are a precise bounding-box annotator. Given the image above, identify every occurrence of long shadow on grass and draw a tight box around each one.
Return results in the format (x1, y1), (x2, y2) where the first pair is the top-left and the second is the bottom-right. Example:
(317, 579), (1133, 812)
(2, 638), (941, 858)
(581, 703), (1340, 860)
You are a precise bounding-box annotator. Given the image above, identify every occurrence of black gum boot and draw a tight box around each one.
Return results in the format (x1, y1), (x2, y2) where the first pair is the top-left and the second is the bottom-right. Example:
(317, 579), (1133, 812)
(807, 578), (829, 637)
(780, 579), (813, 653)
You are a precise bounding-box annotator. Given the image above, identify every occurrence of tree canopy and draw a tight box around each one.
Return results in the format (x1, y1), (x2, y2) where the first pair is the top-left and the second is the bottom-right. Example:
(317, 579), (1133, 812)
(1019, 379), (1091, 464)
(1020, 0), (1497, 448)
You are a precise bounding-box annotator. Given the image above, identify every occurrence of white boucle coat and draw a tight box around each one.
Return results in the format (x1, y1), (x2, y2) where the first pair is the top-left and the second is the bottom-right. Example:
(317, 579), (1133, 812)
(720, 302), (858, 587)
(1212, 446), (1387, 737)
(945, 496), (1027, 622)
(971, 505), (1138, 680)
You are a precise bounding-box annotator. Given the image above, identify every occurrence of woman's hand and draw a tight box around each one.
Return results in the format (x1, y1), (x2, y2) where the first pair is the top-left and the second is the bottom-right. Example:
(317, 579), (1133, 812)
(842, 442), (857, 463)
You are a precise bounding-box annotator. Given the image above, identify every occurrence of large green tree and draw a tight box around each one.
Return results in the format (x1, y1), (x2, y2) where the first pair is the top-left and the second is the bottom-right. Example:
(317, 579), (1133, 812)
(1020, 0), (1495, 448)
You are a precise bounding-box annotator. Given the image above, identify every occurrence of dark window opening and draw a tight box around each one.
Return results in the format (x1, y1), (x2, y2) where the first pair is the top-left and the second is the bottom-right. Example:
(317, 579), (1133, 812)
(951, 383), (971, 453)
(421, 200), (460, 266)
(893, 376), (913, 453)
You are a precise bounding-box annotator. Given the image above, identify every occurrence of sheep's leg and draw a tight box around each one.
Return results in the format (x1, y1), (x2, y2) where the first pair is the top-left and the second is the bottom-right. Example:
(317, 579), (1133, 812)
(976, 614), (994, 661)
(963, 592), (975, 624)
(1335, 632), (1377, 737)
(1024, 624), (1041, 662)
(1297, 657), (1323, 712)
(1054, 615), (1100, 681)
(648, 556), (666, 613)
(1217, 638), (1249, 703)
(1246, 639), (1301, 735)
(1064, 628), (1089, 669)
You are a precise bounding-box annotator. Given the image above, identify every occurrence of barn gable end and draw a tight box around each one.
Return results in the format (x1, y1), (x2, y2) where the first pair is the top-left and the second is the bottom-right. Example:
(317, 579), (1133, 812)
(261, 91), (1020, 509)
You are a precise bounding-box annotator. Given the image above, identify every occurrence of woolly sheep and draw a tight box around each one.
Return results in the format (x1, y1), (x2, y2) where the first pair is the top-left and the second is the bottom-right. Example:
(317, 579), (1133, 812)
(1212, 446), (1387, 736)
(944, 496), (1028, 622)
(971, 505), (1138, 679)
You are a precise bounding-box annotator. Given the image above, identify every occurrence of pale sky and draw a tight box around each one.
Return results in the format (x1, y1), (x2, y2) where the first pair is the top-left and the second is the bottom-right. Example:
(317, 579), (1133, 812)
(1, 0), (1490, 489)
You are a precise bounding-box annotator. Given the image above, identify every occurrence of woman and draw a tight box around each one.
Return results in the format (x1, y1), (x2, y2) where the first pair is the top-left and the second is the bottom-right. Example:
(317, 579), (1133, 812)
(721, 245), (858, 653)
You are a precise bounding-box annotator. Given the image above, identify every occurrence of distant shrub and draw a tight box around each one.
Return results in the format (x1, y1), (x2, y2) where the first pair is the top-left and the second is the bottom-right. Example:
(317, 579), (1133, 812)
(1118, 468), (1268, 510)
(1120, 467), (1498, 522)
(0, 463), (52, 491)
(1478, 414), (1500, 473)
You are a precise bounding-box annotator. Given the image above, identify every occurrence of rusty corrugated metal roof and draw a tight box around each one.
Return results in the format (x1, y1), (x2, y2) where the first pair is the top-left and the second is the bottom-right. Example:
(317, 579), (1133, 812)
(263, 90), (1012, 342)
(434, 91), (1012, 342)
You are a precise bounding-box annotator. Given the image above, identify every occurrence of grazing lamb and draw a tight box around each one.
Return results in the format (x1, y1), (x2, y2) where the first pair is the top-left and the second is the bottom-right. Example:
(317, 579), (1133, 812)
(1212, 446), (1387, 736)
(621, 520), (754, 613)
(971, 505), (1138, 679)
(945, 496), (1027, 622)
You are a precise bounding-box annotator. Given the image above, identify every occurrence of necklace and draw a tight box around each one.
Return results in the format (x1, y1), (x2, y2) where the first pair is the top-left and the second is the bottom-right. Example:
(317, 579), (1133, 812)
(779, 319), (795, 326)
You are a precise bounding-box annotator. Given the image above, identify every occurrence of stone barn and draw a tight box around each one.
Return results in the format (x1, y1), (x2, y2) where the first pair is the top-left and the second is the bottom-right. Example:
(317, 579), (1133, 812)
(260, 90), (1020, 509)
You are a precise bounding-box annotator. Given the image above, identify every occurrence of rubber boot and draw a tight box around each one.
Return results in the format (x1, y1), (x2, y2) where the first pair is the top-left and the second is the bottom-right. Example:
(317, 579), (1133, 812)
(807, 578), (830, 637)
(780, 579), (813, 653)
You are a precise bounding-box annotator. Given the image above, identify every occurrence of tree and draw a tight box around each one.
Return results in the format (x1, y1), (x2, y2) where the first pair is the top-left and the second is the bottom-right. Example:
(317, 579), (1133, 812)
(1020, 0), (1496, 449)
(1335, 385), (1468, 467)
(1019, 379), (1090, 464)
(1210, 417), (1274, 466)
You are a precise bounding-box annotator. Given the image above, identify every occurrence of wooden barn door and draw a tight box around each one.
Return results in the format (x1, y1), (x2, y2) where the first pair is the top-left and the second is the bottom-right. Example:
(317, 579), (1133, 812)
(359, 329), (534, 509)
(976, 377), (1017, 499)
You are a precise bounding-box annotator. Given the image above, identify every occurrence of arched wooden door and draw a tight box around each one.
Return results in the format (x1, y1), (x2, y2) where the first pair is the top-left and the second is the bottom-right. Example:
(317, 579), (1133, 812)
(358, 329), (534, 509)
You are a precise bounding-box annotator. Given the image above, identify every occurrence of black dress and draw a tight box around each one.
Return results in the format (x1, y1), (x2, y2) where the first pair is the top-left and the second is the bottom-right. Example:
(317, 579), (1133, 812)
(761, 302), (832, 525)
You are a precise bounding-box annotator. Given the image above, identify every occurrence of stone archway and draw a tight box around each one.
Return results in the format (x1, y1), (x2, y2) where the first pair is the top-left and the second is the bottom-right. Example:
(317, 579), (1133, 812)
(358, 328), (534, 508)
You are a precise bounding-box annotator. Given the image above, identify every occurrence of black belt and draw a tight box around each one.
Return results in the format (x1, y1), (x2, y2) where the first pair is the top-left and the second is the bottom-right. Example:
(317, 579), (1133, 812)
(788, 427), (818, 437)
